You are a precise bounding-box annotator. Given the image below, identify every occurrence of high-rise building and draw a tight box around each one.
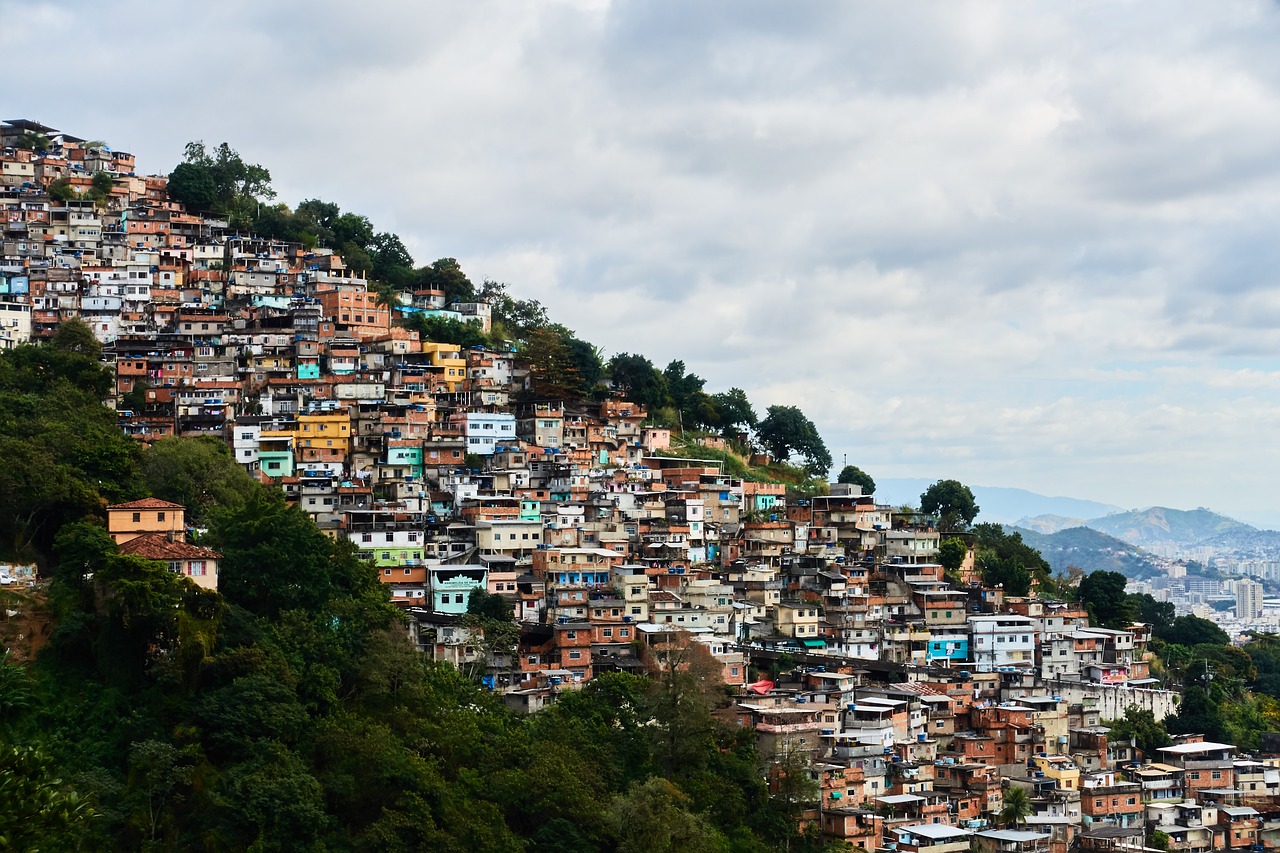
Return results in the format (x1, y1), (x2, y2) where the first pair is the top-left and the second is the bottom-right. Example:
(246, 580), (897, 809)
(1237, 578), (1264, 620)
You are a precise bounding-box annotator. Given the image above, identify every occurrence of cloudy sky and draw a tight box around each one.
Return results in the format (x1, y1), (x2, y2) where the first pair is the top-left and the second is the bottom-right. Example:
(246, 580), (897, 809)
(9, 0), (1280, 525)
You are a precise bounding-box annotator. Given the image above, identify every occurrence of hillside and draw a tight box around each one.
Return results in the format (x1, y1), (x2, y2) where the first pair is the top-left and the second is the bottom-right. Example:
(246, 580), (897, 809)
(1008, 525), (1163, 579)
(1085, 507), (1255, 547)
(1014, 514), (1088, 534)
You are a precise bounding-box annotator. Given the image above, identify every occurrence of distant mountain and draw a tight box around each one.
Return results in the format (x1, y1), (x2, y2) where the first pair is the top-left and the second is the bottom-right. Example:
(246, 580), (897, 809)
(1014, 514), (1088, 534)
(1009, 525), (1163, 579)
(874, 479), (1124, 524)
(1084, 507), (1255, 548)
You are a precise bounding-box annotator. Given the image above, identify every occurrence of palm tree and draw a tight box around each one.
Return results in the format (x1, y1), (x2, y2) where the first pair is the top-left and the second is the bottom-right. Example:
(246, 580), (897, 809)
(998, 786), (1032, 828)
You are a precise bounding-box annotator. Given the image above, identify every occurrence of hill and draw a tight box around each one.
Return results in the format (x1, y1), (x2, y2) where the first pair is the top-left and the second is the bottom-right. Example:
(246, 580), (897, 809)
(1008, 525), (1164, 579)
(875, 479), (1123, 523)
(1085, 507), (1255, 548)
(1014, 514), (1088, 534)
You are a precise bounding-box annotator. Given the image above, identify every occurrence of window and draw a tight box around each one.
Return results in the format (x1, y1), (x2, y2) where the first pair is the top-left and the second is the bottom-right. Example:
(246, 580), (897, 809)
(565, 630), (576, 639)
(132, 512), (141, 522)
(568, 650), (581, 660)
(157, 511), (166, 521)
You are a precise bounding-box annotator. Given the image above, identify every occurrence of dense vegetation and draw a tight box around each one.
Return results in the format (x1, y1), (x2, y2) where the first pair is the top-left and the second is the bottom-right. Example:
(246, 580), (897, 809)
(0, 331), (842, 851)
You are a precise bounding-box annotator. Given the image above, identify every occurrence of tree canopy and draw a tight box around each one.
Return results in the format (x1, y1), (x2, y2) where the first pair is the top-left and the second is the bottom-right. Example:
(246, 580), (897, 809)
(836, 465), (875, 494)
(756, 406), (832, 477)
(920, 480), (979, 532)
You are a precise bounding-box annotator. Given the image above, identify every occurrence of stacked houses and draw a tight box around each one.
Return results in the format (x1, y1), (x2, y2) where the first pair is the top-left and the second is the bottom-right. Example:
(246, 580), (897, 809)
(8, 120), (1280, 852)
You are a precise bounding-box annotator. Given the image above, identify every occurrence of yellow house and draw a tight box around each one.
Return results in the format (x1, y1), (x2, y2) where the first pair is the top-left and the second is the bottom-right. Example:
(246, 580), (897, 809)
(1031, 754), (1080, 790)
(776, 601), (822, 639)
(107, 498), (185, 545)
(296, 411), (352, 454)
(421, 342), (466, 392)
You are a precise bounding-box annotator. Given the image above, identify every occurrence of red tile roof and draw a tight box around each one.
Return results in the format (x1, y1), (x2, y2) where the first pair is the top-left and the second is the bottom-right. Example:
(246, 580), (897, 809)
(118, 532), (220, 561)
(107, 498), (185, 510)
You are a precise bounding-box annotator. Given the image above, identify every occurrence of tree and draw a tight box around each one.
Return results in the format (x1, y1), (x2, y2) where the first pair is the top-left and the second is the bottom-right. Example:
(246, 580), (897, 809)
(836, 465), (875, 494)
(140, 435), (262, 524)
(608, 777), (728, 853)
(416, 258), (474, 304)
(919, 480), (979, 532)
(1077, 570), (1133, 627)
(401, 312), (489, 349)
(756, 405), (832, 476)
(980, 557), (1032, 597)
(1102, 706), (1171, 757)
(608, 354), (670, 411)
(711, 388), (756, 436)
(938, 538), (967, 581)
(0, 745), (98, 851)
(169, 141), (273, 224)
(998, 785), (1032, 828)
(1130, 592), (1175, 627)
(466, 588), (514, 623)
(522, 327), (585, 401)
(1160, 615), (1229, 647)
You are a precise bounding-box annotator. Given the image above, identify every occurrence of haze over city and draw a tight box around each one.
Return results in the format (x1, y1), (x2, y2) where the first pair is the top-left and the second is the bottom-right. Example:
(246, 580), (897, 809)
(10, 0), (1280, 523)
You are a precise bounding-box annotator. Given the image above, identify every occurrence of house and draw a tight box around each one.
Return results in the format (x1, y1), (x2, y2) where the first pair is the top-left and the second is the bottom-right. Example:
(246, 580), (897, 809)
(106, 497), (186, 544)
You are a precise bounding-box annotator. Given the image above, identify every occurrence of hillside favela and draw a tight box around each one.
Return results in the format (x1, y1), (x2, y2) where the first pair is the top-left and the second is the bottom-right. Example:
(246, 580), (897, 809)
(3, 115), (1280, 852)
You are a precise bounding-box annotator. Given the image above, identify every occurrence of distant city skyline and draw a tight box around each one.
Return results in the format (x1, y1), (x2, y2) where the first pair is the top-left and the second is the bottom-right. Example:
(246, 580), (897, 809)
(8, 0), (1280, 523)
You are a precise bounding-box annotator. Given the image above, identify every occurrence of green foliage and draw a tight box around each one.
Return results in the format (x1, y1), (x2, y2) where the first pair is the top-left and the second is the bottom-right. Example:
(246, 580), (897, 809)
(1102, 706), (1171, 757)
(998, 785), (1032, 828)
(1159, 615), (1229, 647)
(836, 465), (875, 494)
(712, 388), (756, 436)
(466, 588), (515, 622)
(417, 257), (475, 304)
(971, 523), (1049, 597)
(1130, 593), (1175, 627)
(402, 312), (490, 349)
(168, 141), (274, 225)
(937, 538), (967, 580)
(979, 557), (1032, 597)
(140, 435), (262, 524)
(0, 745), (98, 852)
(1077, 570), (1132, 627)
(920, 479), (979, 532)
(609, 353), (670, 411)
(0, 324), (143, 568)
(756, 405), (831, 476)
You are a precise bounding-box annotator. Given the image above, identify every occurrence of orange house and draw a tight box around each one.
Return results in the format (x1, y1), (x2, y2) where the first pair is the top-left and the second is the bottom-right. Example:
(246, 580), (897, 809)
(107, 498), (185, 544)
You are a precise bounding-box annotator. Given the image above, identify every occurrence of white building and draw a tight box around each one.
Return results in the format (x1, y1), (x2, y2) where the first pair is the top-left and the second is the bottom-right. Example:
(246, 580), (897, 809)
(460, 412), (516, 456)
(0, 301), (31, 349)
(1238, 578), (1264, 620)
(969, 614), (1037, 672)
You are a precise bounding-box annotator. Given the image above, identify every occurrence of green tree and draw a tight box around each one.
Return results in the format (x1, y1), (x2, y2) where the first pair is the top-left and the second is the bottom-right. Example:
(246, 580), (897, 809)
(756, 405), (832, 476)
(608, 353), (670, 411)
(608, 777), (729, 853)
(402, 312), (489, 349)
(938, 538), (967, 581)
(1102, 706), (1171, 757)
(711, 388), (756, 436)
(466, 587), (514, 622)
(836, 465), (875, 494)
(416, 258), (474, 304)
(1130, 593), (1176, 627)
(998, 785), (1032, 828)
(1077, 570), (1134, 627)
(0, 745), (98, 852)
(1160, 615), (1229, 647)
(165, 161), (218, 211)
(522, 327), (585, 400)
(140, 435), (262, 524)
(920, 480), (979, 532)
(979, 557), (1032, 597)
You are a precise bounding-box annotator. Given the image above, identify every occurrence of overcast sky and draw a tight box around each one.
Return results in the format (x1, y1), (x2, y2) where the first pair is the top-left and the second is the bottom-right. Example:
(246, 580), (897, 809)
(8, 0), (1280, 525)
